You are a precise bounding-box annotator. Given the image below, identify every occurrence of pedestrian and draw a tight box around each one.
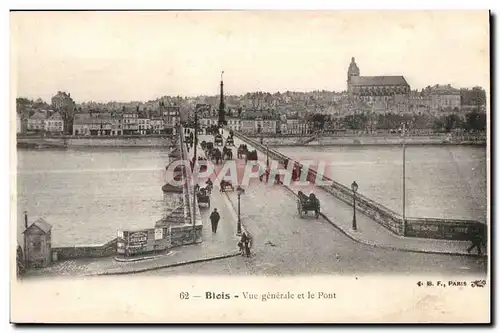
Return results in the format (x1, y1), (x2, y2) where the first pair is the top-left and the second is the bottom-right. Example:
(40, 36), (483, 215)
(259, 165), (265, 182)
(238, 232), (252, 257)
(209, 208), (221, 234)
(467, 224), (486, 255)
(274, 173), (282, 185)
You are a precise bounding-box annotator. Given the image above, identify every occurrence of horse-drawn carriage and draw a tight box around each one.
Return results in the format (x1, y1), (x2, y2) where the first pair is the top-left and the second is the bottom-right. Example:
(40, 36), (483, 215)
(214, 134), (224, 146)
(220, 180), (234, 192)
(205, 141), (214, 151)
(246, 149), (258, 162)
(222, 146), (233, 160)
(200, 140), (208, 150)
(297, 191), (320, 218)
(206, 148), (222, 164)
(226, 136), (234, 146)
(196, 186), (210, 208)
(197, 156), (208, 172)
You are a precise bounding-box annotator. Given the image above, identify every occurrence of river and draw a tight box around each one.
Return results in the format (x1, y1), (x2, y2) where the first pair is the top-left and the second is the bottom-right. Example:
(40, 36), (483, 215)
(16, 145), (487, 246)
(16, 148), (171, 246)
(276, 145), (487, 223)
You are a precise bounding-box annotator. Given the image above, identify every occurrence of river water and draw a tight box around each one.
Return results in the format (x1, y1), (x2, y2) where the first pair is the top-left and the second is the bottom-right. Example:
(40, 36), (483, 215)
(16, 145), (487, 246)
(276, 145), (487, 223)
(16, 148), (171, 246)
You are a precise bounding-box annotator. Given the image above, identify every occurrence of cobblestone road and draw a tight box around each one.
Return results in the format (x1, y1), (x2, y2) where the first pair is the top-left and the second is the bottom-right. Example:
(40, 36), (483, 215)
(140, 182), (486, 276)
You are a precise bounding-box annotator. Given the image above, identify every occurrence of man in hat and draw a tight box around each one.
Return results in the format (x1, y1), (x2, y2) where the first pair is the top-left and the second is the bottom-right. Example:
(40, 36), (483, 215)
(467, 224), (486, 256)
(209, 208), (221, 234)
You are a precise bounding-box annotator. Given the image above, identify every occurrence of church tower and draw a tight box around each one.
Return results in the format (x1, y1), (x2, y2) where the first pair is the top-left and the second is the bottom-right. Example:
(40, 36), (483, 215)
(218, 71), (226, 126)
(347, 57), (360, 94)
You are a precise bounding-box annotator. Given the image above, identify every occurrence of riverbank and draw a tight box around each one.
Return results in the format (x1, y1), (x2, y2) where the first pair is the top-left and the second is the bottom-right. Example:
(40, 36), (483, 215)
(247, 134), (486, 146)
(17, 135), (176, 149)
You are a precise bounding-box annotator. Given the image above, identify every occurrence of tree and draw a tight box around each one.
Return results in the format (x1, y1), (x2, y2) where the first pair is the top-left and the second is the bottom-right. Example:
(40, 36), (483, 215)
(16, 97), (33, 113)
(343, 114), (368, 130)
(308, 113), (327, 131)
(51, 91), (75, 134)
(443, 114), (461, 132)
(461, 87), (487, 107)
(34, 98), (51, 110)
(433, 118), (444, 132)
(463, 111), (486, 132)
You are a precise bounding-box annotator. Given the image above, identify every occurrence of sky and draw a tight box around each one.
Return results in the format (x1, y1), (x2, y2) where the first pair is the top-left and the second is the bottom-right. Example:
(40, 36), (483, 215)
(11, 11), (490, 103)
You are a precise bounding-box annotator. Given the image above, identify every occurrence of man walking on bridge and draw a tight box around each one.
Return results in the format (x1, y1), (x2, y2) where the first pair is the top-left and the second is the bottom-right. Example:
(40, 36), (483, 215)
(467, 224), (486, 256)
(210, 208), (221, 234)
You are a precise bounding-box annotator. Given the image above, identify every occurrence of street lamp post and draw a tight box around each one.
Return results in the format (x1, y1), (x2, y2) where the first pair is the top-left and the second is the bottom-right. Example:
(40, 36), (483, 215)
(266, 144), (269, 168)
(236, 186), (244, 235)
(402, 122), (407, 236)
(351, 181), (358, 231)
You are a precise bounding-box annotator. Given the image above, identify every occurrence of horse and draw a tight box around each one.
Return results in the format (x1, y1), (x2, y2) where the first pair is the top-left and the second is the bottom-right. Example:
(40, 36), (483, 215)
(247, 149), (258, 161)
(214, 134), (224, 146)
(205, 142), (214, 152)
(237, 144), (248, 159)
(223, 146), (233, 160)
(220, 180), (234, 192)
(205, 179), (213, 195)
(297, 191), (309, 203)
(210, 148), (222, 165)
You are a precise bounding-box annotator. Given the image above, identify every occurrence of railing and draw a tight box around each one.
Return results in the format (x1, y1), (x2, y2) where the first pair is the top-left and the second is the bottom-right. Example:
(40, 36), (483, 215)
(229, 128), (484, 237)
(178, 126), (193, 224)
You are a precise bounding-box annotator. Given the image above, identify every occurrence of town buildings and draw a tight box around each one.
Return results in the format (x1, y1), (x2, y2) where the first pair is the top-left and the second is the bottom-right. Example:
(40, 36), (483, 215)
(425, 84), (462, 111)
(123, 112), (139, 135)
(161, 104), (181, 134)
(408, 84), (462, 114)
(226, 117), (241, 132)
(71, 108), (180, 136)
(16, 113), (21, 134)
(200, 116), (219, 130)
(138, 116), (151, 135)
(150, 117), (164, 134)
(45, 112), (64, 133)
(238, 110), (279, 134)
(111, 113), (124, 136)
(26, 110), (64, 134)
(27, 112), (47, 132)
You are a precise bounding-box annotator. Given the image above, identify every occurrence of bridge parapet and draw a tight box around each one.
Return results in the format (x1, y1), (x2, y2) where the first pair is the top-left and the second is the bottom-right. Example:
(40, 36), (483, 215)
(228, 127), (485, 240)
(177, 126), (203, 244)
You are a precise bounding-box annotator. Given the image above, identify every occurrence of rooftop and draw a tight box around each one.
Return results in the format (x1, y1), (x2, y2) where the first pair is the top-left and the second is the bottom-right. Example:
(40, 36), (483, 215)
(23, 217), (52, 234)
(428, 84), (461, 95)
(351, 75), (409, 87)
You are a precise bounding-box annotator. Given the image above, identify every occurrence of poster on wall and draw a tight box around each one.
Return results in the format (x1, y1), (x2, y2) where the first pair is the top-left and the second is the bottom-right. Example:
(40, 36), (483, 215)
(154, 228), (163, 240)
(128, 231), (148, 248)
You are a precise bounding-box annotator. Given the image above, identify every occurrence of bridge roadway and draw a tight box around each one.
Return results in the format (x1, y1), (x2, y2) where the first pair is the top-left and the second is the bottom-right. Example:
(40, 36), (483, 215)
(142, 132), (486, 276)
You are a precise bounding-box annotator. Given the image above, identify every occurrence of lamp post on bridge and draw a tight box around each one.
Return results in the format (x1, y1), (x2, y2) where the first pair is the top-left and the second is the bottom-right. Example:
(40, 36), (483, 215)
(351, 181), (358, 231)
(236, 185), (245, 236)
(266, 144), (269, 168)
(401, 121), (407, 236)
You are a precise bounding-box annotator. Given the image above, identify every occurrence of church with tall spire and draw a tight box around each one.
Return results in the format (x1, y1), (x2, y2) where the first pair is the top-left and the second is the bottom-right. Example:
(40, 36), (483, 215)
(347, 57), (410, 101)
(218, 71), (226, 126)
